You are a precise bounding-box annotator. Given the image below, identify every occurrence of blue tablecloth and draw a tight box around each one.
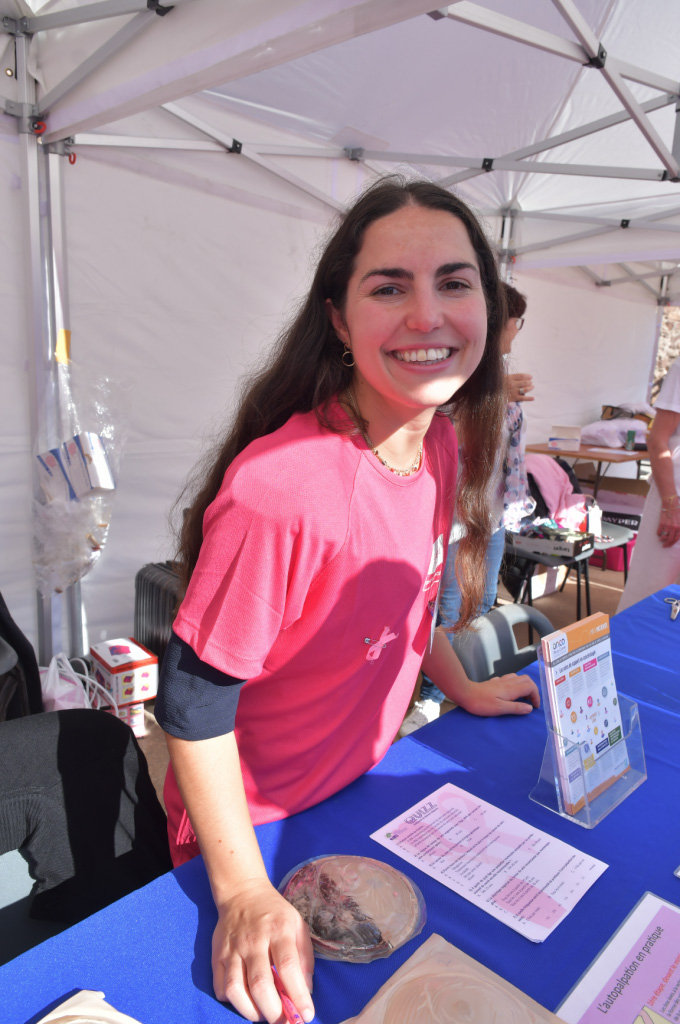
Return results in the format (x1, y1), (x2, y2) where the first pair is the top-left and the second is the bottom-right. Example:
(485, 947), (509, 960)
(609, 583), (680, 716)
(3, 588), (680, 1024)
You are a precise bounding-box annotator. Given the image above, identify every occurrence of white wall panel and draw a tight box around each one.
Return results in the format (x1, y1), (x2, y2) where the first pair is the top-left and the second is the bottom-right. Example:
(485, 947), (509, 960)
(64, 152), (325, 645)
(511, 268), (657, 456)
(0, 130), (36, 647)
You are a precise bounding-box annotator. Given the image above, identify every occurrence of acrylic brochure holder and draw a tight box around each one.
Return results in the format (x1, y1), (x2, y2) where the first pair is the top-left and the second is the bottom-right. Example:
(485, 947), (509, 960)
(529, 650), (647, 829)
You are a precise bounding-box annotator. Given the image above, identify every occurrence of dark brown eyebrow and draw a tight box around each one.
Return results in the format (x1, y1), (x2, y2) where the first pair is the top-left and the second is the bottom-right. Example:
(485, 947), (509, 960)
(359, 261), (478, 285)
(436, 262), (479, 277)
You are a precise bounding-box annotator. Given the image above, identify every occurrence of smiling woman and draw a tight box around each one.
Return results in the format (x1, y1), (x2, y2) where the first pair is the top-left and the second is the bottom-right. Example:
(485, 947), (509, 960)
(328, 206), (489, 464)
(154, 177), (539, 1024)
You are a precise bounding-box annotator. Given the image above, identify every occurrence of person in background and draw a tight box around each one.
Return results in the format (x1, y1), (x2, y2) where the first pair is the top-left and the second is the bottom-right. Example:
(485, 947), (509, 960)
(155, 178), (540, 1024)
(402, 283), (536, 735)
(617, 354), (680, 611)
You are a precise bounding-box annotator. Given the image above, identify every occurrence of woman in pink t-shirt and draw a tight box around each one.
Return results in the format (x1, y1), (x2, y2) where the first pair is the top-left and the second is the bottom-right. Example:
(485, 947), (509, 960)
(158, 178), (540, 1023)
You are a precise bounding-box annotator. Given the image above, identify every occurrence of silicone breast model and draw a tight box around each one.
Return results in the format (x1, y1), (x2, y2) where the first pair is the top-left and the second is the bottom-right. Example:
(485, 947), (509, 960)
(280, 854), (426, 963)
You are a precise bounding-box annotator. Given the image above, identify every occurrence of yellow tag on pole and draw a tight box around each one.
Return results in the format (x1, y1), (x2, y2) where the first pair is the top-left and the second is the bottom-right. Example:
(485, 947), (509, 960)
(55, 329), (71, 364)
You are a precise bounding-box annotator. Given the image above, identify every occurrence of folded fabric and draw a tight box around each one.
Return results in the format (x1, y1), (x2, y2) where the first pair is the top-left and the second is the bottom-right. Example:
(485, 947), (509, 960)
(525, 452), (584, 522)
(581, 418), (648, 448)
(35, 989), (143, 1024)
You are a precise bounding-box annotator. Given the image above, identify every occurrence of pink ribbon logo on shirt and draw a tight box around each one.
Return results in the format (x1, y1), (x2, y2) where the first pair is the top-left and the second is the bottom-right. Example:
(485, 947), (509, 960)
(365, 626), (398, 661)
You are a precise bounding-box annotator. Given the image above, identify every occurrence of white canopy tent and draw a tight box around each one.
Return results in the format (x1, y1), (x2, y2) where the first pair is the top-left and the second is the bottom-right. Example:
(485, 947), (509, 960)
(1, 0), (679, 658)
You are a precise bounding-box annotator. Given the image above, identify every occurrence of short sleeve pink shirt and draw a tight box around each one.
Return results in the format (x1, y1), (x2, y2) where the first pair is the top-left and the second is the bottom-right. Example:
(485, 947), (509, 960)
(171, 407), (457, 832)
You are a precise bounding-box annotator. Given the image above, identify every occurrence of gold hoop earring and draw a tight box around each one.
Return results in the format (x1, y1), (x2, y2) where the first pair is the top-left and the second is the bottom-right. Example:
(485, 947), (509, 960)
(341, 346), (355, 368)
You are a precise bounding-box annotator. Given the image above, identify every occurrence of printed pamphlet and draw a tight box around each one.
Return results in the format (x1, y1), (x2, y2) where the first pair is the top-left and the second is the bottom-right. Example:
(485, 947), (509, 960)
(371, 782), (607, 942)
(558, 892), (680, 1023)
(540, 613), (630, 815)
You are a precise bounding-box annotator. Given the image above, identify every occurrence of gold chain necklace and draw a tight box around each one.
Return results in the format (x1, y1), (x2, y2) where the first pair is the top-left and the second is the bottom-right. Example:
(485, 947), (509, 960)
(345, 391), (423, 477)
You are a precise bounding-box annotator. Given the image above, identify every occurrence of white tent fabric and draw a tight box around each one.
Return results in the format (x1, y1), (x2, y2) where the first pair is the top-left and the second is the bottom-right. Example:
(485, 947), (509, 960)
(0, 0), (678, 652)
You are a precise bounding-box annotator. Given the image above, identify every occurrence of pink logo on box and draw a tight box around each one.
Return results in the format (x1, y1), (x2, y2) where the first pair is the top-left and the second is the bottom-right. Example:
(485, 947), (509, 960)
(123, 687), (133, 696)
(109, 644), (131, 657)
(123, 674), (133, 683)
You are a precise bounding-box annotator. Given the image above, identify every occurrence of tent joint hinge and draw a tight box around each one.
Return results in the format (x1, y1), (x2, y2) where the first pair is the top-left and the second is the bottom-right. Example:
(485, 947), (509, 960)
(426, 9), (449, 21)
(4, 99), (41, 133)
(2, 15), (31, 35)
(482, 157), (493, 172)
(620, 219), (630, 228)
(595, 280), (611, 287)
(44, 137), (75, 156)
(344, 147), (364, 161)
(658, 296), (671, 307)
(229, 138), (242, 154)
(147, 1), (174, 15)
(585, 44), (607, 69)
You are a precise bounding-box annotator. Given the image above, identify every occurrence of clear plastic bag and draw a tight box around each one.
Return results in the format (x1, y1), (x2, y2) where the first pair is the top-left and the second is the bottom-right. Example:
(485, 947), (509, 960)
(33, 360), (129, 596)
(40, 652), (118, 714)
(279, 854), (426, 963)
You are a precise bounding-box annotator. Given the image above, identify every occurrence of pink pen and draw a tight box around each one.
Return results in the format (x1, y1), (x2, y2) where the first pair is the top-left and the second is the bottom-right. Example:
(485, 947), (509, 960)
(271, 966), (305, 1024)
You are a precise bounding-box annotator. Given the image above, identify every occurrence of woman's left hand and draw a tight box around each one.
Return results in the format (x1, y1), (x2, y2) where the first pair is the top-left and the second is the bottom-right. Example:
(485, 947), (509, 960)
(460, 673), (541, 717)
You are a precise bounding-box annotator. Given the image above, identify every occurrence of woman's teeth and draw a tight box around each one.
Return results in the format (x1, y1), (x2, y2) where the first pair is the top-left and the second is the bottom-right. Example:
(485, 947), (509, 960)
(393, 347), (452, 363)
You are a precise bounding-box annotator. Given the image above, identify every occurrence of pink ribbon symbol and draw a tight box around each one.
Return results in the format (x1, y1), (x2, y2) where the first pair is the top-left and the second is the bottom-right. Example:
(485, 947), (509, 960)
(365, 626), (398, 661)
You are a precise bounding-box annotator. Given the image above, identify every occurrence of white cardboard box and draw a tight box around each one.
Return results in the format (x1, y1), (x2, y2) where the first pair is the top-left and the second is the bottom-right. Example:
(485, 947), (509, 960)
(36, 448), (76, 502)
(74, 432), (115, 491)
(114, 702), (147, 738)
(548, 425), (582, 452)
(62, 438), (93, 498)
(90, 638), (157, 708)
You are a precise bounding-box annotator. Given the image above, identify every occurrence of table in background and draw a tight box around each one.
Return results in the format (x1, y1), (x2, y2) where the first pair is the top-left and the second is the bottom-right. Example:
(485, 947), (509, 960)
(525, 441), (649, 498)
(3, 588), (680, 1024)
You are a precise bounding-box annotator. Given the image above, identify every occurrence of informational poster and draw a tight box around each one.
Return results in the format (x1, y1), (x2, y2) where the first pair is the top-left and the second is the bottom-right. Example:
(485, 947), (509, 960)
(370, 782), (607, 942)
(541, 613), (630, 815)
(558, 893), (680, 1024)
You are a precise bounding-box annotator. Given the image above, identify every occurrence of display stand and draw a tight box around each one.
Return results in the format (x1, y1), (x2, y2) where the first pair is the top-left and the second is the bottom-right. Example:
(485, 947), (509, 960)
(529, 651), (647, 828)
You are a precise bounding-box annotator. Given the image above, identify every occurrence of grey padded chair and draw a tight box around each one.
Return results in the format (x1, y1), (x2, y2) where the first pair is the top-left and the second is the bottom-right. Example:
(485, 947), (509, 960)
(450, 604), (554, 682)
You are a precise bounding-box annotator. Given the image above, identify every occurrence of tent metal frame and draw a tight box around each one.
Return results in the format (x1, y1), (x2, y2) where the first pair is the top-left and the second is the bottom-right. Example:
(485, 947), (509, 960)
(2, 0), (679, 656)
(5, 0), (674, 282)
(11, 30), (73, 661)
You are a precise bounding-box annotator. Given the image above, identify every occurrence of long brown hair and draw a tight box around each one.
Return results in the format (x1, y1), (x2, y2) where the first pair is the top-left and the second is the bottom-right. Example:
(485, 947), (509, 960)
(174, 177), (506, 630)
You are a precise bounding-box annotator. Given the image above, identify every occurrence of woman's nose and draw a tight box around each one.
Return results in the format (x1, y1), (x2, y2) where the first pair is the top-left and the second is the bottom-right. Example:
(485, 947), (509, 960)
(404, 290), (444, 333)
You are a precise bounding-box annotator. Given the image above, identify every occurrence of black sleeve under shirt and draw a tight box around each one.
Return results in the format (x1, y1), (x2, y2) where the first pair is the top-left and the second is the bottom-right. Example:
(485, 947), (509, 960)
(154, 630), (246, 740)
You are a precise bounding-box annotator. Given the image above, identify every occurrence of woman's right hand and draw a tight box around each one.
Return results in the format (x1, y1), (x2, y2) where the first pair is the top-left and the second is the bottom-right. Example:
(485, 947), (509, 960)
(658, 505), (680, 548)
(212, 877), (315, 1023)
(506, 372), (534, 403)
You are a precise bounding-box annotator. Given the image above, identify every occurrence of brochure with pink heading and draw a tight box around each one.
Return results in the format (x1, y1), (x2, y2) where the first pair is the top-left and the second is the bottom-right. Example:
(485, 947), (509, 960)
(371, 782), (607, 942)
(557, 893), (680, 1024)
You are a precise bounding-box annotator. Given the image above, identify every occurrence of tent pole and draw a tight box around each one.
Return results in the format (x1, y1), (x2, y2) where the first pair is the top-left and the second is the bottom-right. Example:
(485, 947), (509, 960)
(499, 210), (515, 282)
(15, 31), (64, 664)
(45, 150), (87, 659)
(648, 276), (671, 404)
(16, 34), (85, 662)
